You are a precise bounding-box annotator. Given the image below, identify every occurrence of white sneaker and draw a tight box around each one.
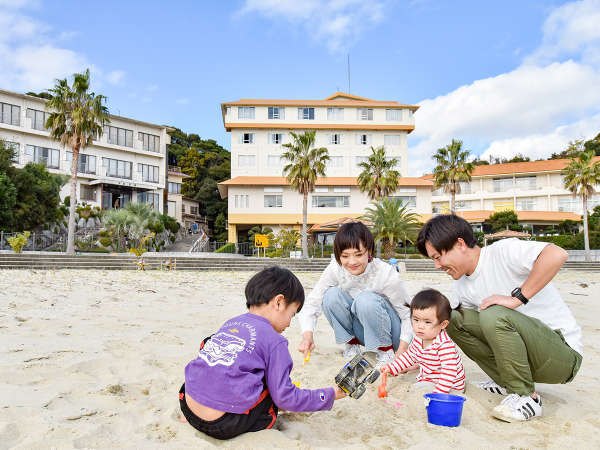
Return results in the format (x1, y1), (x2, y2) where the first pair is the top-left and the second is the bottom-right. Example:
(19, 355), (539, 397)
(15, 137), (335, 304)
(375, 349), (395, 369)
(492, 393), (542, 422)
(343, 343), (361, 359)
(477, 379), (508, 395)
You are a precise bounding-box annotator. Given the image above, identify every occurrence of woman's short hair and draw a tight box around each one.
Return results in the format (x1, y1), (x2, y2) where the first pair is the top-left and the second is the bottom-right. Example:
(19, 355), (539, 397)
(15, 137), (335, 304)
(416, 214), (477, 257)
(333, 221), (375, 264)
(245, 266), (305, 311)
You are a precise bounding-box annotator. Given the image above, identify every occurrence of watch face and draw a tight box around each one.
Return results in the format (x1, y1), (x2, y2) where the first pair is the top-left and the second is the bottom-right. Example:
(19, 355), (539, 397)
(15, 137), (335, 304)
(511, 288), (519, 297)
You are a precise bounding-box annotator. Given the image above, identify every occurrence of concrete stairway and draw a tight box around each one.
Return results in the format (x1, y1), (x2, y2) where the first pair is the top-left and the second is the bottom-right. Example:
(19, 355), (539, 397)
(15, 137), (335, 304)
(1, 253), (599, 272)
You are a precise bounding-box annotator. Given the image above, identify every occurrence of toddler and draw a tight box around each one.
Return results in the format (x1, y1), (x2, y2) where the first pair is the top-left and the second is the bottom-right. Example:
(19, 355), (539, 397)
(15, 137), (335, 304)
(381, 289), (465, 394)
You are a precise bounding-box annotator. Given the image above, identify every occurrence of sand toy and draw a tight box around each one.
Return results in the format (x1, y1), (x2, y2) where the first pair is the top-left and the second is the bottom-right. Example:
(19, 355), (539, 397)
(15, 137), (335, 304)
(335, 351), (380, 399)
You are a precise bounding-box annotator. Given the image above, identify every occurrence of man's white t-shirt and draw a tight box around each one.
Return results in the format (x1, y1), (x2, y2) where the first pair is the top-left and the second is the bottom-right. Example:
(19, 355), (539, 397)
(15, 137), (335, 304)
(453, 238), (583, 356)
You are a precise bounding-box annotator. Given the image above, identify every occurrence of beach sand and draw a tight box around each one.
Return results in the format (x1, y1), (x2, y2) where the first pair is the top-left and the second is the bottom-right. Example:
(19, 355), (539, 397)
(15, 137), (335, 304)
(0, 269), (598, 449)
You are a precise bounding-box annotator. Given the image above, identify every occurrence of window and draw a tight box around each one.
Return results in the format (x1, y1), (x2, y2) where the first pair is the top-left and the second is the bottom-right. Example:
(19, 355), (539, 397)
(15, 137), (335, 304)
(240, 133), (254, 144)
(298, 107), (315, 120)
(455, 200), (471, 210)
(190, 205), (199, 215)
(493, 177), (514, 192)
(432, 187), (444, 196)
(138, 132), (160, 152)
(390, 196), (416, 208)
(384, 135), (402, 145)
(329, 134), (342, 145)
(234, 194), (249, 208)
(1, 102), (20, 126)
(168, 182), (181, 194)
(314, 187), (329, 193)
(333, 187), (350, 193)
(66, 152), (97, 174)
(515, 176), (536, 190)
(386, 109), (403, 121)
(104, 126), (133, 147)
(328, 156), (343, 168)
(138, 164), (159, 183)
(181, 204), (186, 213)
(327, 108), (344, 120)
(357, 134), (371, 145)
(80, 185), (96, 201)
(238, 155), (256, 167)
(270, 133), (283, 144)
(26, 108), (49, 131)
(167, 201), (176, 216)
(138, 192), (159, 209)
(264, 194), (283, 208)
(238, 107), (255, 119)
(355, 156), (368, 166)
(102, 157), (132, 179)
(4, 141), (19, 162)
(458, 181), (471, 194)
(516, 197), (536, 210)
(26, 145), (59, 168)
(268, 107), (284, 120)
(267, 155), (283, 167)
(357, 108), (373, 120)
(312, 196), (350, 207)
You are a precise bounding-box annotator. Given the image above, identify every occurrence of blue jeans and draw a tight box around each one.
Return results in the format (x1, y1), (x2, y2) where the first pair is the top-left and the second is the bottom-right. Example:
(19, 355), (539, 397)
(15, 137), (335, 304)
(321, 287), (402, 351)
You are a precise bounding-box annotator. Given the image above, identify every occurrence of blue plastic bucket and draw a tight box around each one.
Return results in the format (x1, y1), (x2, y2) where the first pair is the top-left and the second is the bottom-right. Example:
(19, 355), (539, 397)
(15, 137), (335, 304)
(424, 393), (466, 427)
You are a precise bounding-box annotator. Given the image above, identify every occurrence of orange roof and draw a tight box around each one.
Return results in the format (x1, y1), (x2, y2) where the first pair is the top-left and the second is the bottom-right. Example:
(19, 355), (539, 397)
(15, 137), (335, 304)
(221, 92), (419, 111)
(454, 210), (581, 223)
(224, 123), (415, 133)
(485, 230), (531, 239)
(422, 157), (600, 179)
(219, 176), (433, 187)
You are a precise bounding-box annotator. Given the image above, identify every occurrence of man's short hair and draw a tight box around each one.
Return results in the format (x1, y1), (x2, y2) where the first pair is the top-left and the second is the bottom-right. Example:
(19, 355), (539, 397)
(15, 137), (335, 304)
(333, 221), (375, 265)
(416, 214), (477, 256)
(245, 266), (305, 310)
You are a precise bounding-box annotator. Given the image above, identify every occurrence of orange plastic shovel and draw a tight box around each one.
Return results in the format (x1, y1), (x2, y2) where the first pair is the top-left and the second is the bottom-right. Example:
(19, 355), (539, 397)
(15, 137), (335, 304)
(378, 372), (388, 398)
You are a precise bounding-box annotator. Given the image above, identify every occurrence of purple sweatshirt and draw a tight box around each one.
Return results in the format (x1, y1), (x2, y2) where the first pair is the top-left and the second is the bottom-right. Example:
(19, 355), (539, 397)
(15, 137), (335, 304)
(185, 313), (335, 414)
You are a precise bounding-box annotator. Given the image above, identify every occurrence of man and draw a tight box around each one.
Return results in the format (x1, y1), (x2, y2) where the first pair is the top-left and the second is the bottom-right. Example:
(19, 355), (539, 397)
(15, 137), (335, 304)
(416, 214), (583, 422)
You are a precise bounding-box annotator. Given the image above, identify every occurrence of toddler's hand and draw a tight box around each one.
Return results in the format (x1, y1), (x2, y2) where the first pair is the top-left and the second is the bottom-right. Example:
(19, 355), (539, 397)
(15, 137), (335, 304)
(333, 386), (346, 400)
(380, 366), (390, 375)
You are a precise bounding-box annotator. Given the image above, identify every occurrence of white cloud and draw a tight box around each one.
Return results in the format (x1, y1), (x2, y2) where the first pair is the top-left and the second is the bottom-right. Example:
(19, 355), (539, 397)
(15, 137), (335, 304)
(106, 70), (125, 85)
(408, 0), (600, 176)
(238, 0), (384, 52)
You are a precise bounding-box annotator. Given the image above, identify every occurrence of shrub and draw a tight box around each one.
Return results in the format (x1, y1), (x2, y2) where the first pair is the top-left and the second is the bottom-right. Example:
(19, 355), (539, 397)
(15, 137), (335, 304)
(7, 231), (30, 253)
(215, 242), (236, 253)
(99, 237), (113, 247)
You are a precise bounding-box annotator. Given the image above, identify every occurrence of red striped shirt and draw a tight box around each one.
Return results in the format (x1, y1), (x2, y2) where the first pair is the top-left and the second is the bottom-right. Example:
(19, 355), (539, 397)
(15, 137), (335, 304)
(386, 329), (465, 394)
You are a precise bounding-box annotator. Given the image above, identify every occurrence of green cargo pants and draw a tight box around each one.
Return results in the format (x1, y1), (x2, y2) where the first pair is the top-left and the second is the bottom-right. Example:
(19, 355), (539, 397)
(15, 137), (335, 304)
(447, 305), (582, 396)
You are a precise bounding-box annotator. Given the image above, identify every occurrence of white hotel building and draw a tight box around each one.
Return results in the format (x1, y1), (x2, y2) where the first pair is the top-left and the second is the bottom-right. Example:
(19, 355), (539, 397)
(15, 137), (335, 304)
(218, 92), (432, 243)
(0, 88), (174, 216)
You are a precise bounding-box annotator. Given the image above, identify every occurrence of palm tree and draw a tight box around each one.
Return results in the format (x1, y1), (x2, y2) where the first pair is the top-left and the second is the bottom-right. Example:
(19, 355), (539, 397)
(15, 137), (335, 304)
(102, 208), (133, 252)
(562, 145), (600, 262)
(46, 69), (110, 254)
(357, 146), (400, 200)
(432, 139), (474, 213)
(361, 198), (421, 259)
(282, 130), (329, 258)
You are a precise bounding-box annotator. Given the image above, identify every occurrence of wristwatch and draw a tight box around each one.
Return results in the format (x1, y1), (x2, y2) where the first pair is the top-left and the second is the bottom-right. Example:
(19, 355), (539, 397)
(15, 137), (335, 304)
(511, 287), (529, 305)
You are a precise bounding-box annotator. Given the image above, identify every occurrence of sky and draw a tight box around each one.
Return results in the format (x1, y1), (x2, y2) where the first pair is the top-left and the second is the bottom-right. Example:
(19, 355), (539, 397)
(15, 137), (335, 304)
(1, 0), (599, 176)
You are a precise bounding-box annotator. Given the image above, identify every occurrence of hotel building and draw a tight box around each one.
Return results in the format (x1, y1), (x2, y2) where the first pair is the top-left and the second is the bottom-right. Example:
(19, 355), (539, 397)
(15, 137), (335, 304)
(0, 88), (174, 218)
(426, 159), (587, 231)
(218, 92), (430, 243)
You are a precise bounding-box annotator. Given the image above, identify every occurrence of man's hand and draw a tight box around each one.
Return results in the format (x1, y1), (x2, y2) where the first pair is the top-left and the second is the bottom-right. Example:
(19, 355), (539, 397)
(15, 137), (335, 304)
(298, 331), (315, 356)
(479, 294), (523, 311)
(333, 386), (347, 400)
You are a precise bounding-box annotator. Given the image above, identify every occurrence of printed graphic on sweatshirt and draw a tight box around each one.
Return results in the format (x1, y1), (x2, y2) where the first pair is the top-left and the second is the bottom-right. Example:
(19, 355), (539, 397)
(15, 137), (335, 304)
(199, 332), (247, 367)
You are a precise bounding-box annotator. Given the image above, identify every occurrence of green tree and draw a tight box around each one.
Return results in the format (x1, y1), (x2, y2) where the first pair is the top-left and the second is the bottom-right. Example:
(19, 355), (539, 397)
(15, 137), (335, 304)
(357, 146), (400, 200)
(485, 210), (520, 233)
(272, 228), (301, 252)
(361, 198), (421, 259)
(214, 212), (228, 241)
(46, 69), (110, 254)
(562, 147), (600, 261)
(0, 173), (16, 231)
(282, 130), (329, 258)
(248, 225), (274, 245)
(102, 208), (133, 251)
(432, 139), (474, 213)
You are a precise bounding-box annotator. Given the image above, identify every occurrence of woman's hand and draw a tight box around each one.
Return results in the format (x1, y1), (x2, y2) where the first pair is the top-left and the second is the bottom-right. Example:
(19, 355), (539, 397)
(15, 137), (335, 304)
(298, 331), (315, 356)
(333, 386), (347, 400)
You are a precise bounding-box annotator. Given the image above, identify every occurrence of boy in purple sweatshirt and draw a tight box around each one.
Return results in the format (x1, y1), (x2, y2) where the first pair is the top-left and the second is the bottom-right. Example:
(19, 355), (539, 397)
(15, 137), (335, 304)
(180, 266), (346, 440)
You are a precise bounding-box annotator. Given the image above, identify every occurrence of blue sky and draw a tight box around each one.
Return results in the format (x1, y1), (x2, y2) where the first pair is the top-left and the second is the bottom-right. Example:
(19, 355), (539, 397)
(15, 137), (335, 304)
(1, 0), (599, 175)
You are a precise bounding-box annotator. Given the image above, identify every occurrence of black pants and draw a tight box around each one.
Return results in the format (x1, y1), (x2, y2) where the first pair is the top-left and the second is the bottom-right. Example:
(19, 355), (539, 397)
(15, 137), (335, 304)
(179, 384), (278, 440)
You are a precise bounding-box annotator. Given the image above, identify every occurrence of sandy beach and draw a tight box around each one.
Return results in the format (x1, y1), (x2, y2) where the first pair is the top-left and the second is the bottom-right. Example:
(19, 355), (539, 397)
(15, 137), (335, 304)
(0, 268), (598, 449)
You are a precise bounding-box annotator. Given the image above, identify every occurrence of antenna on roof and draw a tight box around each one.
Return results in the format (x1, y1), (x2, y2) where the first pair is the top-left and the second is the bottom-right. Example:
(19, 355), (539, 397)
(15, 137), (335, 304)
(347, 53), (351, 94)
